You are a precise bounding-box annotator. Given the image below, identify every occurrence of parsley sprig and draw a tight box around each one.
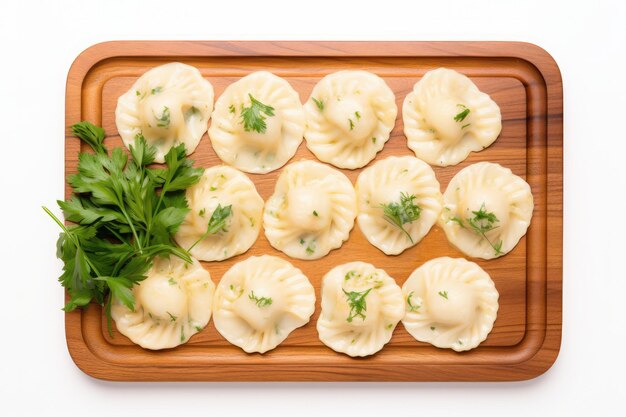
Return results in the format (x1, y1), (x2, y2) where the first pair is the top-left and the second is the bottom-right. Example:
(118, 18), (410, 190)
(44, 121), (203, 333)
(240, 94), (275, 133)
(248, 291), (273, 308)
(380, 193), (421, 243)
(187, 204), (233, 251)
(451, 203), (504, 255)
(343, 288), (373, 322)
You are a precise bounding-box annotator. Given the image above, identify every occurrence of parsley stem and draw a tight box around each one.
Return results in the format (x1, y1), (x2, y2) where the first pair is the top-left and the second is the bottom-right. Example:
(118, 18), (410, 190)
(120, 207), (142, 253)
(104, 224), (130, 246)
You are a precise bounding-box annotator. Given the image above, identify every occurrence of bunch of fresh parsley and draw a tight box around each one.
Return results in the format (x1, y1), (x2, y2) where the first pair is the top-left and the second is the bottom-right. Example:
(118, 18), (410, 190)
(44, 121), (204, 332)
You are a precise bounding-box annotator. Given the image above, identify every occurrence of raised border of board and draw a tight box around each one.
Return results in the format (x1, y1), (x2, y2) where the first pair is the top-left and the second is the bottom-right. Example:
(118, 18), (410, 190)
(64, 41), (562, 381)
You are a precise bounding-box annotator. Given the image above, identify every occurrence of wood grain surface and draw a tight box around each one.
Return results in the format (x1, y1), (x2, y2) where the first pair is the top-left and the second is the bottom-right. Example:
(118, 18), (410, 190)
(63, 41), (563, 381)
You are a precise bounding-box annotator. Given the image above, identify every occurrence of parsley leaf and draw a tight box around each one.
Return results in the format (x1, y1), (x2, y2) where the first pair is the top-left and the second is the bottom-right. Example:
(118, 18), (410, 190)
(71, 121), (107, 154)
(240, 94), (275, 133)
(379, 192), (421, 243)
(187, 204), (233, 251)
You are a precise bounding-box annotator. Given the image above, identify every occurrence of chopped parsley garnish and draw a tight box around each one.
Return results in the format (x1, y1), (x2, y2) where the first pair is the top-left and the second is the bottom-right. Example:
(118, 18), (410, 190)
(151, 86), (163, 95)
(312, 97), (324, 111)
(156, 106), (170, 128)
(461, 123), (470, 129)
(228, 104), (236, 114)
(379, 192), (421, 243)
(348, 118), (355, 131)
(187, 204), (233, 251)
(372, 137), (377, 144)
(299, 238), (305, 245)
(240, 94), (275, 133)
(343, 288), (372, 323)
(248, 291), (273, 308)
(450, 202), (504, 255)
(454, 104), (470, 123)
(407, 291), (420, 312)
(312, 210), (319, 217)
(438, 291), (448, 300)
(168, 278), (177, 286)
(430, 326), (436, 331)
(210, 186), (217, 191)
(167, 312), (177, 322)
(305, 240), (316, 255)
(198, 208), (206, 217)
(344, 270), (359, 281)
(194, 326), (203, 332)
(355, 111), (361, 120)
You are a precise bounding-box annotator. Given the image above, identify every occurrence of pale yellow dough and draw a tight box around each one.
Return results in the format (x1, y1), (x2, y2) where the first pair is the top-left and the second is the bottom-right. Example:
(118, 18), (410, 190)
(111, 256), (214, 350)
(439, 162), (533, 259)
(355, 156), (443, 255)
(115, 62), (214, 163)
(208, 71), (305, 174)
(317, 262), (404, 357)
(403, 68), (501, 166)
(263, 160), (357, 260)
(401, 257), (499, 352)
(304, 70), (397, 169)
(174, 165), (264, 261)
(213, 255), (315, 354)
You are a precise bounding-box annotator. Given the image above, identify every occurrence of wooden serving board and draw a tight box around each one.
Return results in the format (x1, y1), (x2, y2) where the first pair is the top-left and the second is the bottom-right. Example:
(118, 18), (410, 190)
(64, 41), (562, 381)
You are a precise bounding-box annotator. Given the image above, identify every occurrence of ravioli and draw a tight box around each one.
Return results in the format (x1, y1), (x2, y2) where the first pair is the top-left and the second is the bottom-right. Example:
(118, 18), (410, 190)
(111, 256), (214, 350)
(317, 262), (404, 357)
(401, 257), (499, 352)
(355, 156), (443, 255)
(439, 162), (533, 259)
(115, 62), (214, 163)
(174, 165), (264, 261)
(213, 255), (316, 353)
(403, 68), (502, 166)
(304, 70), (397, 169)
(263, 160), (357, 260)
(208, 71), (305, 174)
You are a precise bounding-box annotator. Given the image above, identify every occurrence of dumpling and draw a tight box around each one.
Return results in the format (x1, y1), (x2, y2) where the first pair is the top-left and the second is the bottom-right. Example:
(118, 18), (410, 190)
(355, 155), (443, 255)
(401, 257), (499, 352)
(115, 62), (214, 163)
(304, 70), (397, 169)
(208, 71), (305, 174)
(317, 262), (404, 357)
(213, 255), (315, 353)
(111, 256), (214, 350)
(403, 68), (501, 166)
(174, 165), (264, 261)
(263, 160), (357, 260)
(439, 162), (533, 259)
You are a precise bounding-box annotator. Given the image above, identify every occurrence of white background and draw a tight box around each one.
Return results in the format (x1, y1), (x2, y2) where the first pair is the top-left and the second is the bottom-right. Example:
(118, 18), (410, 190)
(1, 0), (625, 416)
